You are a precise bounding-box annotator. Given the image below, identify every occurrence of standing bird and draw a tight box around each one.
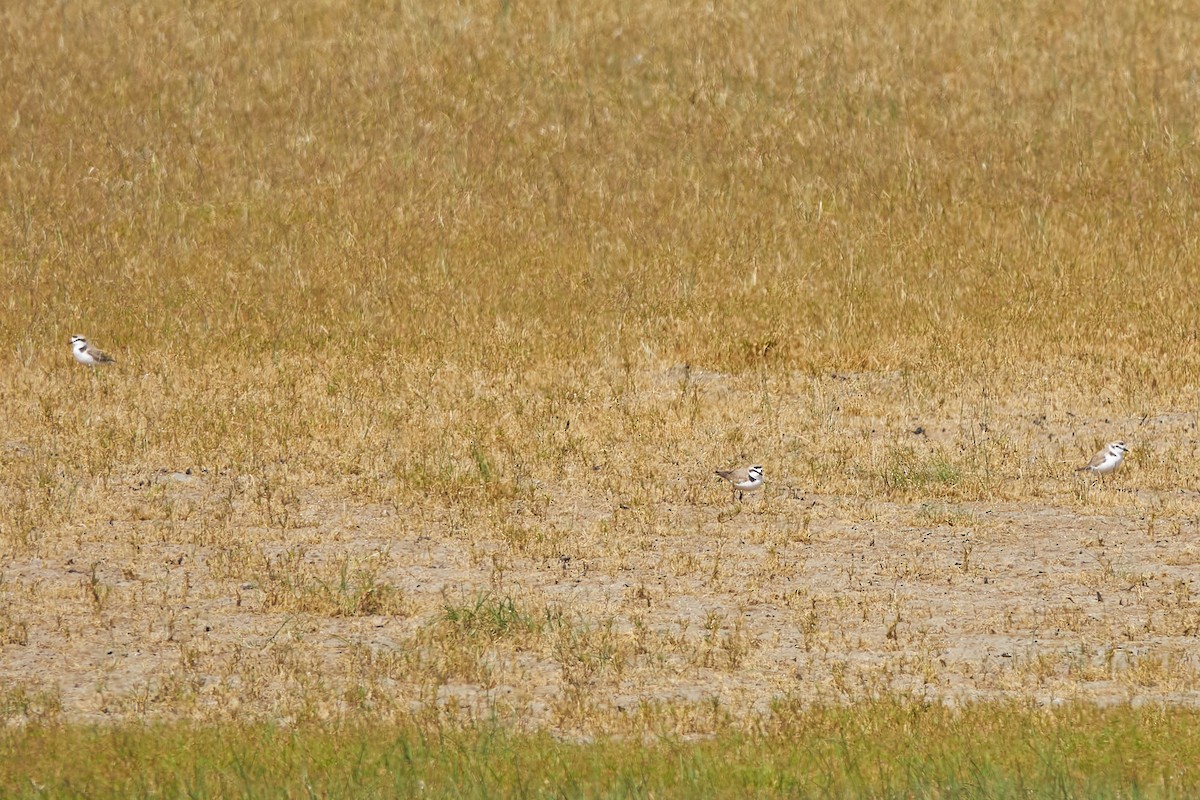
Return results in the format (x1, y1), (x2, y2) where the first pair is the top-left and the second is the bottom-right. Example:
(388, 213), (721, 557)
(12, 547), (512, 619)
(1077, 441), (1128, 476)
(714, 464), (764, 501)
(69, 335), (116, 367)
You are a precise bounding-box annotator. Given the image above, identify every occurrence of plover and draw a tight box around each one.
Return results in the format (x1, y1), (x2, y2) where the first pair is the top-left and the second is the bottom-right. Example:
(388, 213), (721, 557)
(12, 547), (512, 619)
(714, 464), (764, 501)
(1077, 441), (1128, 476)
(69, 335), (115, 367)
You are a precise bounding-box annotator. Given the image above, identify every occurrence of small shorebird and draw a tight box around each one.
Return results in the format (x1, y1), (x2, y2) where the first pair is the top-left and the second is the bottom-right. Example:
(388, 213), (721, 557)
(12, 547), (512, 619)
(714, 464), (764, 501)
(1077, 441), (1128, 477)
(69, 335), (116, 367)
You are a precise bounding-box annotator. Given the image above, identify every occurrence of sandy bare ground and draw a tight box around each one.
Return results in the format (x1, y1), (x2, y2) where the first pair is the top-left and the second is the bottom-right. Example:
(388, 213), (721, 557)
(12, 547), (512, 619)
(5, 451), (1200, 731)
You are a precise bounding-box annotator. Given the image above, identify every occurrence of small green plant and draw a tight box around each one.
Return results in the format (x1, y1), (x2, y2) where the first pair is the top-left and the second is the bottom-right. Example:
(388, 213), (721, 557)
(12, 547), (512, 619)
(879, 447), (963, 493)
(259, 551), (407, 617)
(442, 592), (542, 642)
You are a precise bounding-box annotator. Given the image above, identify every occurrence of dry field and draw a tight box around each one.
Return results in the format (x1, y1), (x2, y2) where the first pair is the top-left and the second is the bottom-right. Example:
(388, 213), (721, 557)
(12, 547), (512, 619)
(5, 0), (1200, 738)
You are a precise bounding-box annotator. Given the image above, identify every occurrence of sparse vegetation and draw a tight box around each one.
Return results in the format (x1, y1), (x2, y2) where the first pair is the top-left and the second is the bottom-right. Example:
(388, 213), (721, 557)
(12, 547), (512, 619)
(5, 0), (1200, 790)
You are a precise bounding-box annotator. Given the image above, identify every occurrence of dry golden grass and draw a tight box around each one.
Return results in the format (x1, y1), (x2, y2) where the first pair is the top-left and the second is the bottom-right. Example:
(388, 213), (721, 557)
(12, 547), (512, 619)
(5, 0), (1200, 735)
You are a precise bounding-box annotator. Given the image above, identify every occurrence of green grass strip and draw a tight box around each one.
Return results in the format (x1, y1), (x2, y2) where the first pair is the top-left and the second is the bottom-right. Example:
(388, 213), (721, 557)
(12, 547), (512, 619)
(2, 701), (1197, 798)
